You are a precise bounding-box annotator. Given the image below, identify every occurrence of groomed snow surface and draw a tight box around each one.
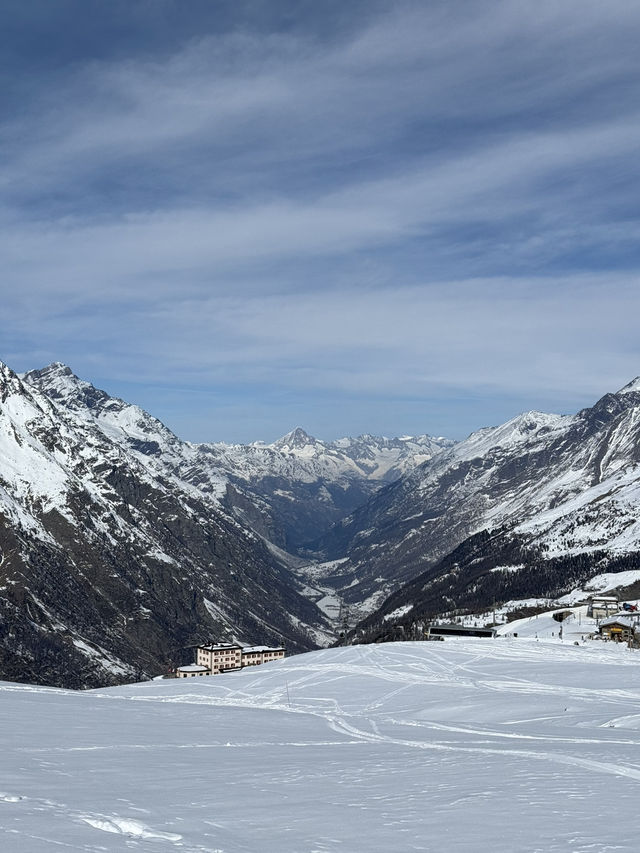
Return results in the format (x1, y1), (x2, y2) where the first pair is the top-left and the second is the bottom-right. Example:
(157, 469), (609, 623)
(3, 640), (640, 852)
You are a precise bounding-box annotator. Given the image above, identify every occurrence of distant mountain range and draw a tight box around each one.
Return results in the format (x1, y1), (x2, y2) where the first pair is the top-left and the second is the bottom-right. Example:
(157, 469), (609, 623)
(0, 360), (450, 686)
(4, 358), (640, 686)
(25, 363), (453, 552)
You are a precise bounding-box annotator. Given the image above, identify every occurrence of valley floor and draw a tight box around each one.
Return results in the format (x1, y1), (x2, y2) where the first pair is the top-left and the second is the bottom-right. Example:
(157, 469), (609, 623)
(2, 640), (640, 851)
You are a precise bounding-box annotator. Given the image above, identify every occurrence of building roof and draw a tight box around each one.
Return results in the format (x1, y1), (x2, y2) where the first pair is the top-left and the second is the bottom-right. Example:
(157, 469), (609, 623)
(177, 664), (210, 672)
(242, 646), (285, 653)
(197, 642), (285, 655)
(427, 623), (496, 637)
(599, 616), (638, 629)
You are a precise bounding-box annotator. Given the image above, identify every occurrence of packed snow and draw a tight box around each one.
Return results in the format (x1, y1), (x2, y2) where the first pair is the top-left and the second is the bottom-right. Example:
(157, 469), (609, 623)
(3, 641), (640, 851)
(557, 570), (640, 604)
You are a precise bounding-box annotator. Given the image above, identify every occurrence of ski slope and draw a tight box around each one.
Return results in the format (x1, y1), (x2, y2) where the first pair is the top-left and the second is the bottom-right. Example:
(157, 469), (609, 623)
(2, 641), (640, 851)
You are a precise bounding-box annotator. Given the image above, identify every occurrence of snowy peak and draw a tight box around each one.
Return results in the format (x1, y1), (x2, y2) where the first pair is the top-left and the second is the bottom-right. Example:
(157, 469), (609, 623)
(17, 362), (456, 555)
(0, 360), (25, 398)
(616, 376), (640, 395)
(0, 359), (16, 380)
(575, 378), (640, 429)
(449, 410), (568, 465)
(22, 365), (454, 491)
(23, 362), (115, 413)
(36, 361), (73, 376)
(273, 427), (319, 451)
(268, 430), (454, 478)
(12, 359), (458, 578)
(22, 363), (186, 464)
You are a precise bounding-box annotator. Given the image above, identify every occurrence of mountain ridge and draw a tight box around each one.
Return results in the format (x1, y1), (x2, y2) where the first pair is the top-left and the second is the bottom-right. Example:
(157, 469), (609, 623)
(23, 362), (454, 550)
(1, 361), (335, 686)
(7, 357), (640, 684)
(325, 381), (640, 629)
(1, 359), (454, 686)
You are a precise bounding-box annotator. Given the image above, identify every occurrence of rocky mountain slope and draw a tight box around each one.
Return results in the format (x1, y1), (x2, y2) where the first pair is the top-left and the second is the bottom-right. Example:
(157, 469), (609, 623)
(25, 364), (452, 551)
(0, 362), (335, 687)
(12, 358), (640, 682)
(319, 379), (640, 619)
(0, 360), (451, 687)
(219, 428), (453, 550)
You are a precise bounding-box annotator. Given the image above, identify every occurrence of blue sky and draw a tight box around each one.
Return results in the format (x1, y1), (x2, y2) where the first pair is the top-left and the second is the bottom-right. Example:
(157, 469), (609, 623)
(2, 0), (640, 442)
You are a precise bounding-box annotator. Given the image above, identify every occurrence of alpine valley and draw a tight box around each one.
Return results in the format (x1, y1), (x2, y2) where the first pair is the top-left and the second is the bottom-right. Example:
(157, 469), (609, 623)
(3, 359), (640, 688)
(0, 360), (450, 686)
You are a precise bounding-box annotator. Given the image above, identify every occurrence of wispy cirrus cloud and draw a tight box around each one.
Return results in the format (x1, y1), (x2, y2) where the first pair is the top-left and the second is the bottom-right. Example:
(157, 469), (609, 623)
(2, 0), (640, 440)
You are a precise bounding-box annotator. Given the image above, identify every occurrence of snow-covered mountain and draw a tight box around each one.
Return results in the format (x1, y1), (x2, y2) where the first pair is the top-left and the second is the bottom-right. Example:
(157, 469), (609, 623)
(318, 379), (640, 618)
(14, 358), (640, 684)
(0, 360), (452, 686)
(24, 364), (453, 551)
(271, 426), (451, 481)
(0, 362), (335, 687)
(201, 428), (453, 550)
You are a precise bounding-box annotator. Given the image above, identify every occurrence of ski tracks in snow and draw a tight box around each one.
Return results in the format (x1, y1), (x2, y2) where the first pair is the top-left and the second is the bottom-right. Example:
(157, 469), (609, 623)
(1, 790), (192, 850)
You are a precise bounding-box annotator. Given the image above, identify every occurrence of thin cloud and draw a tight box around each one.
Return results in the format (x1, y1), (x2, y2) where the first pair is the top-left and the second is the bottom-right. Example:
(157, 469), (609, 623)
(2, 1), (640, 440)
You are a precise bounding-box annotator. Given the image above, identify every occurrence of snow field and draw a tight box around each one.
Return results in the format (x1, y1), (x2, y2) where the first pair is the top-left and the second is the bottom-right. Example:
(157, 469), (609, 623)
(2, 641), (640, 851)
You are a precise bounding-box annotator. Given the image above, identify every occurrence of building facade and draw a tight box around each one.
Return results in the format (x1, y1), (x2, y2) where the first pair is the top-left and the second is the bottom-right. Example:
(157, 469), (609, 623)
(599, 616), (638, 642)
(193, 643), (285, 675)
(176, 664), (210, 678)
(588, 596), (619, 619)
(196, 644), (243, 674)
(241, 646), (286, 667)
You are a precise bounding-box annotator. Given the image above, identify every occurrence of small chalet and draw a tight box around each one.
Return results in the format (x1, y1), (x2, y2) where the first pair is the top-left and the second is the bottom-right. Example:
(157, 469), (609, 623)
(599, 615), (638, 642)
